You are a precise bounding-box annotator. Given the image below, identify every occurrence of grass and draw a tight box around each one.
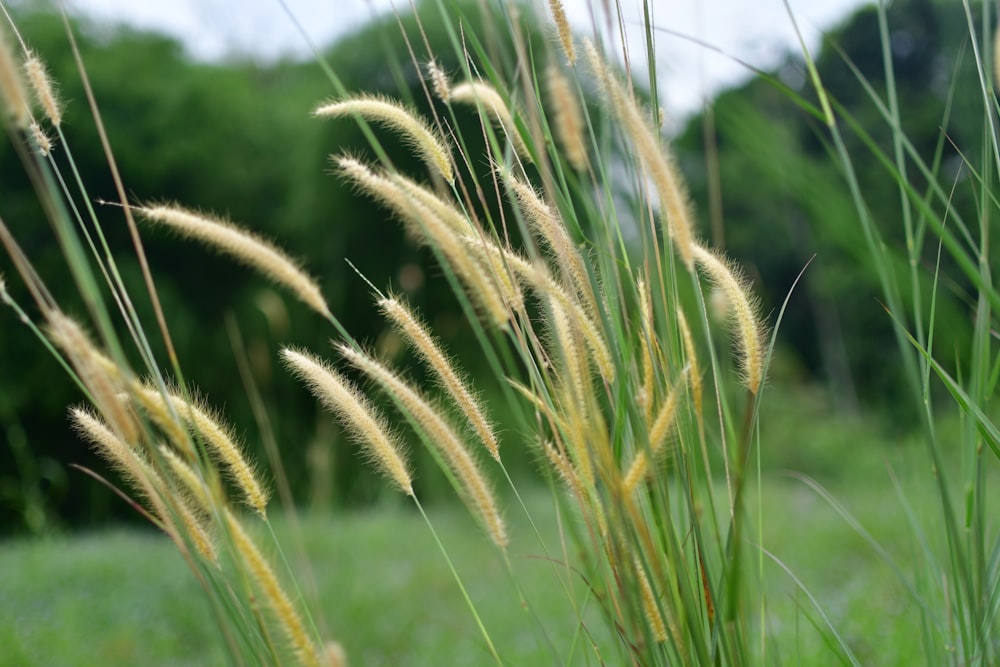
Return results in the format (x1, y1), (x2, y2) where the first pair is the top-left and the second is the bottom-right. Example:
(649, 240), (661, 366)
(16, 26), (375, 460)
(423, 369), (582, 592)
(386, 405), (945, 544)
(3, 390), (986, 666)
(2, 0), (999, 664)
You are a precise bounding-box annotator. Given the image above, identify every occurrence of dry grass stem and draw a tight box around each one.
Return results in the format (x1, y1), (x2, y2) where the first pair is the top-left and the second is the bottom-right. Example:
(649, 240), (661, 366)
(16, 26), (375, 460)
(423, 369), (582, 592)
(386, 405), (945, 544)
(281, 347), (414, 496)
(137, 205), (331, 319)
(225, 509), (324, 667)
(314, 95), (453, 183)
(338, 343), (508, 549)
(690, 243), (765, 394)
(380, 297), (501, 461)
(449, 80), (532, 161)
(585, 40), (695, 270)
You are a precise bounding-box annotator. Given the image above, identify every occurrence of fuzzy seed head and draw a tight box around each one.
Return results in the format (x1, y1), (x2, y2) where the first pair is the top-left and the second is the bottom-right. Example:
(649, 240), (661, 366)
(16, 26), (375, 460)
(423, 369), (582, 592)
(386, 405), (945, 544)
(138, 204), (331, 319)
(281, 347), (414, 496)
(449, 80), (532, 162)
(585, 40), (695, 270)
(314, 95), (453, 183)
(225, 510), (324, 667)
(546, 65), (587, 170)
(24, 53), (61, 126)
(379, 297), (501, 460)
(691, 243), (765, 394)
(338, 343), (508, 549)
(0, 25), (29, 128)
(426, 60), (451, 101)
(547, 0), (576, 64)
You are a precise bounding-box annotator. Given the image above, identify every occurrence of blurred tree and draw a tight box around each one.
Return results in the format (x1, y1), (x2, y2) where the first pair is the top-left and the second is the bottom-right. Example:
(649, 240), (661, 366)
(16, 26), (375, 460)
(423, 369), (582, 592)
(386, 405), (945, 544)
(677, 0), (987, 413)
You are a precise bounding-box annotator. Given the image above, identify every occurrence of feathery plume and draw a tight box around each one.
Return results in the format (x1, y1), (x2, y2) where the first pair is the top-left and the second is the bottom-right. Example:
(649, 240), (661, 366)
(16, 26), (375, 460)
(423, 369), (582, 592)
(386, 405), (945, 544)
(281, 348), (414, 495)
(547, 0), (576, 64)
(71, 407), (217, 563)
(47, 312), (138, 444)
(137, 204), (331, 319)
(634, 556), (668, 642)
(24, 52), (61, 126)
(690, 243), (765, 394)
(314, 95), (453, 183)
(449, 80), (532, 162)
(426, 60), (451, 102)
(379, 297), (501, 460)
(28, 121), (53, 155)
(585, 40), (694, 270)
(546, 65), (587, 170)
(225, 509), (324, 667)
(623, 370), (686, 495)
(338, 344), (508, 549)
(0, 24), (29, 128)
(502, 170), (594, 314)
(336, 157), (512, 326)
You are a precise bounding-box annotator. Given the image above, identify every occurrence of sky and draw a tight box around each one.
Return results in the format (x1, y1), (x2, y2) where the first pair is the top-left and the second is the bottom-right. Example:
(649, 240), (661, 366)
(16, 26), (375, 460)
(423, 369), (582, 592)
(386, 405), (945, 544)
(65, 0), (872, 118)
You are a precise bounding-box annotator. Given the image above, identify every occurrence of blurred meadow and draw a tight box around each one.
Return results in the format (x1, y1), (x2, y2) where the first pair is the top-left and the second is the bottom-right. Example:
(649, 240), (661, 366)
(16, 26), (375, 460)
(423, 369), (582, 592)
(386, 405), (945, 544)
(1, 0), (999, 665)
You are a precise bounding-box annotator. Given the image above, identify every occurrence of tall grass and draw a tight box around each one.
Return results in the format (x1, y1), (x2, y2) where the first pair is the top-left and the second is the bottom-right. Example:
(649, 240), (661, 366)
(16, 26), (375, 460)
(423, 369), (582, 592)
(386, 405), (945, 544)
(3, 0), (997, 664)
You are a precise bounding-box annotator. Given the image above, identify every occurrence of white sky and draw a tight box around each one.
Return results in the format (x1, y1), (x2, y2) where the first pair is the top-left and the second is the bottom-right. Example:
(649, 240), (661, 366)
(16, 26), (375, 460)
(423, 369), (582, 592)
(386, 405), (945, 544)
(65, 0), (870, 118)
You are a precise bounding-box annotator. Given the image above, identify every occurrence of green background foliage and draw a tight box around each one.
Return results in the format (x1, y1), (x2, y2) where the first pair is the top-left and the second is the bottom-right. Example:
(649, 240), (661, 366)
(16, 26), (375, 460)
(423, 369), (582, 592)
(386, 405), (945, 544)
(0, 0), (987, 531)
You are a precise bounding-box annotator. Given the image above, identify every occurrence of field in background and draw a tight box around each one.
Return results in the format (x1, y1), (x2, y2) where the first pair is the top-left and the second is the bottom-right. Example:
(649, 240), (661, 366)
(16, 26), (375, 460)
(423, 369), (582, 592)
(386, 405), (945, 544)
(2, 384), (977, 666)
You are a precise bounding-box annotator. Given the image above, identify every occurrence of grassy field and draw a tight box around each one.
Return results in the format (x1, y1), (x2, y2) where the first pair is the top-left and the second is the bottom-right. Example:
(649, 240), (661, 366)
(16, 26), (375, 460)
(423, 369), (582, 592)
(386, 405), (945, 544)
(0, 408), (971, 667)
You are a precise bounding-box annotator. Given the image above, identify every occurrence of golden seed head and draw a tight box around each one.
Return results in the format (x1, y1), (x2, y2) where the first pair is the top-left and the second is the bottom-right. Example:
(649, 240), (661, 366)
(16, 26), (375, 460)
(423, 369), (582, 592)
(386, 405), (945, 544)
(24, 53), (61, 126)
(338, 343), (508, 549)
(379, 296), (501, 461)
(691, 243), (765, 394)
(449, 80), (532, 162)
(281, 347), (414, 496)
(137, 204), (331, 320)
(547, 0), (576, 64)
(426, 60), (451, 102)
(585, 39), (695, 270)
(546, 64), (587, 171)
(0, 25), (29, 128)
(313, 95), (453, 183)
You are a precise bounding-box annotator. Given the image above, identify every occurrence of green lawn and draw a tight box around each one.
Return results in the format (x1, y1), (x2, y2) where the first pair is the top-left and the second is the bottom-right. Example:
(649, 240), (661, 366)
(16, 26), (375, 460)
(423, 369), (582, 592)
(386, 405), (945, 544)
(0, 453), (970, 666)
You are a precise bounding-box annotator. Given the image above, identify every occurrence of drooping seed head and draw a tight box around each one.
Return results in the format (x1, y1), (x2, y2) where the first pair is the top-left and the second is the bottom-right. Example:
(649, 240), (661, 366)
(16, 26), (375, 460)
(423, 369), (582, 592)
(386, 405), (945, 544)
(314, 94), (453, 183)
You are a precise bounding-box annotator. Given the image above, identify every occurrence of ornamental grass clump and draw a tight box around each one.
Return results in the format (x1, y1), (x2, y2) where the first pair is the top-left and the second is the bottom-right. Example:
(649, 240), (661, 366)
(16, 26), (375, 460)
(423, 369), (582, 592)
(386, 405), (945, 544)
(0, 1), (782, 664)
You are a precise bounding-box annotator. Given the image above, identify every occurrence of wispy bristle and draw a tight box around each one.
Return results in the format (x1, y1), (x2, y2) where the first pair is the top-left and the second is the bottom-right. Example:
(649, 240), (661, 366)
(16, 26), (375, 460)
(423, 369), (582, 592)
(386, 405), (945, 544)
(546, 65), (587, 170)
(691, 243), (765, 394)
(225, 510), (324, 667)
(338, 344), (508, 549)
(314, 95), (453, 183)
(281, 347), (414, 496)
(380, 297), (501, 461)
(585, 40), (695, 270)
(449, 80), (532, 162)
(0, 25), (29, 128)
(137, 205), (331, 320)
(24, 52), (61, 126)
